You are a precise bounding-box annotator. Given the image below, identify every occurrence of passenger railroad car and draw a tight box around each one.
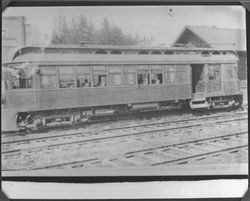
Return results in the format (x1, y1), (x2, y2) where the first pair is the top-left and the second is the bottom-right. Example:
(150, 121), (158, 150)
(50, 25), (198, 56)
(2, 45), (242, 131)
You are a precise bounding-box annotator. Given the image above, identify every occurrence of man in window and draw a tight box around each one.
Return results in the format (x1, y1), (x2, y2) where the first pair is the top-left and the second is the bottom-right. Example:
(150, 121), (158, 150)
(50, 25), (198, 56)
(99, 76), (107, 87)
(83, 79), (91, 87)
(143, 77), (148, 85)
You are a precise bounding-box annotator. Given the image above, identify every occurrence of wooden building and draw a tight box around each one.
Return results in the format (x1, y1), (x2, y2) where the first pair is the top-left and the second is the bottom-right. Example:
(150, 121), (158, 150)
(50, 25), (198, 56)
(2, 16), (32, 63)
(172, 25), (247, 80)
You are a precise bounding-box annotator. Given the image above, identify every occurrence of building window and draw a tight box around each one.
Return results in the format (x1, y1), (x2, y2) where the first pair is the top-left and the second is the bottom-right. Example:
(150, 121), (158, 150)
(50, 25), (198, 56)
(151, 65), (163, 84)
(175, 65), (188, 83)
(137, 65), (150, 85)
(108, 66), (122, 86)
(40, 67), (57, 89)
(164, 65), (175, 83)
(58, 66), (75, 88)
(76, 66), (91, 87)
(93, 66), (107, 87)
(123, 66), (137, 85)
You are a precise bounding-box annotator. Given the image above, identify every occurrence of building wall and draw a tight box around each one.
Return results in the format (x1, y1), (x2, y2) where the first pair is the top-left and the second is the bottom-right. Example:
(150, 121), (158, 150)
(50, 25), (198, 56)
(2, 16), (32, 64)
(2, 16), (26, 46)
(25, 23), (33, 46)
(1, 38), (18, 63)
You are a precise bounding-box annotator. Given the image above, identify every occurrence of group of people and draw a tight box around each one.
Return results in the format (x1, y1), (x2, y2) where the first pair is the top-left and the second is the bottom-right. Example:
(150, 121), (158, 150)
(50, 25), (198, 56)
(95, 76), (107, 87)
(77, 76), (107, 87)
(138, 74), (162, 85)
(78, 79), (91, 87)
(40, 74), (162, 89)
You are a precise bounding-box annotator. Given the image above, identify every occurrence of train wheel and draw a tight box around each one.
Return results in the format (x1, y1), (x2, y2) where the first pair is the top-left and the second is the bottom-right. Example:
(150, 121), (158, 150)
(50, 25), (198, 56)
(80, 111), (90, 122)
(233, 95), (242, 109)
(74, 113), (82, 122)
(70, 113), (81, 123)
(32, 116), (43, 129)
(180, 100), (191, 111)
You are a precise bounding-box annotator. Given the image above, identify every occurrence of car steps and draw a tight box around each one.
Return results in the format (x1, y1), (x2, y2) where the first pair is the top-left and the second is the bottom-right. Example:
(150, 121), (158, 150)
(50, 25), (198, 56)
(190, 99), (209, 109)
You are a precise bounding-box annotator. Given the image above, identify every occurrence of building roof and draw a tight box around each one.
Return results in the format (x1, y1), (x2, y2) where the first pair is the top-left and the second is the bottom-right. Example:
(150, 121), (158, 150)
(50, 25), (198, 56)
(172, 25), (246, 51)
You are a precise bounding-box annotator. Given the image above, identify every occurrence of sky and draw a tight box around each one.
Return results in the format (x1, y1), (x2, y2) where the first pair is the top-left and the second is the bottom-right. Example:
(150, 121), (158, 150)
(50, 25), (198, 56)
(2, 6), (246, 46)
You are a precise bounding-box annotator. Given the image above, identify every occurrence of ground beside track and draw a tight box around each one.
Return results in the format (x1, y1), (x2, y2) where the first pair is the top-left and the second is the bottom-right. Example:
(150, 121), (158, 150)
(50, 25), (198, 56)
(2, 107), (248, 171)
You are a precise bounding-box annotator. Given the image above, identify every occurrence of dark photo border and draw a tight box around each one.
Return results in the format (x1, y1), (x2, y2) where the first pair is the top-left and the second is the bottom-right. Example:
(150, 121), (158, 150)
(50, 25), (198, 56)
(1, 0), (249, 200)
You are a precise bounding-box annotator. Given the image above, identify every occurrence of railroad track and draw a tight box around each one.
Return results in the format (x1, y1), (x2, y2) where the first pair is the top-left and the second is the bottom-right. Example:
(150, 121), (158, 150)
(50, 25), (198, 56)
(1, 107), (183, 137)
(2, 106), (247, 138)
(30, 131), (248, 169)
(2, 114), (247, 156)
(2, 110), (247, 144)
(2, 112), (247, 151)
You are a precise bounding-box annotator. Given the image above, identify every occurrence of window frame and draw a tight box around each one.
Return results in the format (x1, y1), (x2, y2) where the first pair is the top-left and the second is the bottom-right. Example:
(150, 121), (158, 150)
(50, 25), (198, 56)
(58, 66), (75, 88)
(163, 64), (176, 84)
(39, 66), (58, 89)
(93, 65), (107, 87)
(208, 64), (221, 81)
(150, 65), (163, 85)
(123, 65), (137, 86)
(175, 64), (188, 84)
(36, 63), (193, 90)
(207, 63), (222, 93)
(9, 68), (34, 90)
(107, 65), (123, 86)
(137, 65), (150, 86)
(76, 66), (92, 88)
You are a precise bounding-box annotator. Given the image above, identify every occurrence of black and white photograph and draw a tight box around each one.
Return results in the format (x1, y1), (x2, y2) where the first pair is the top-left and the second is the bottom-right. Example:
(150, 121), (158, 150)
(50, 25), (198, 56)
(1, 5), (248, 179)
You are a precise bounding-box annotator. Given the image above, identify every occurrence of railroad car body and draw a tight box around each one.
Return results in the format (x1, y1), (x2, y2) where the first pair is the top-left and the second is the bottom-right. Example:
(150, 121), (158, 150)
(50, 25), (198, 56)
(2, 45), (242, 131)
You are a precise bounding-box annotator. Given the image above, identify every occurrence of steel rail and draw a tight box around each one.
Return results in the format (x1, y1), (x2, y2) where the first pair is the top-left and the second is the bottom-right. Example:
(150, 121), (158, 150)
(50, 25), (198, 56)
(151, 145), (248, 166)
(28, 132), (248, 170)
(2, 111), (247, 145)
(125, 131), (248, 155)
(2, 108), (247, 137)
(2, 117), (247, 155)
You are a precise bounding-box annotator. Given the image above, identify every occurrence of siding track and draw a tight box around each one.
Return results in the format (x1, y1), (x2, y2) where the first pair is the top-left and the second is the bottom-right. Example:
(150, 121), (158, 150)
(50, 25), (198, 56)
(29, 131), (248, 169)
(2, 113), (247, 155)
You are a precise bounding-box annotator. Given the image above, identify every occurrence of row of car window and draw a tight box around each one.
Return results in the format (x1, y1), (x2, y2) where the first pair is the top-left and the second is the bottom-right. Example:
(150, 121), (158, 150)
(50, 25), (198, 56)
(9, 63), (236, 89)
(10, 64), (189, 89)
